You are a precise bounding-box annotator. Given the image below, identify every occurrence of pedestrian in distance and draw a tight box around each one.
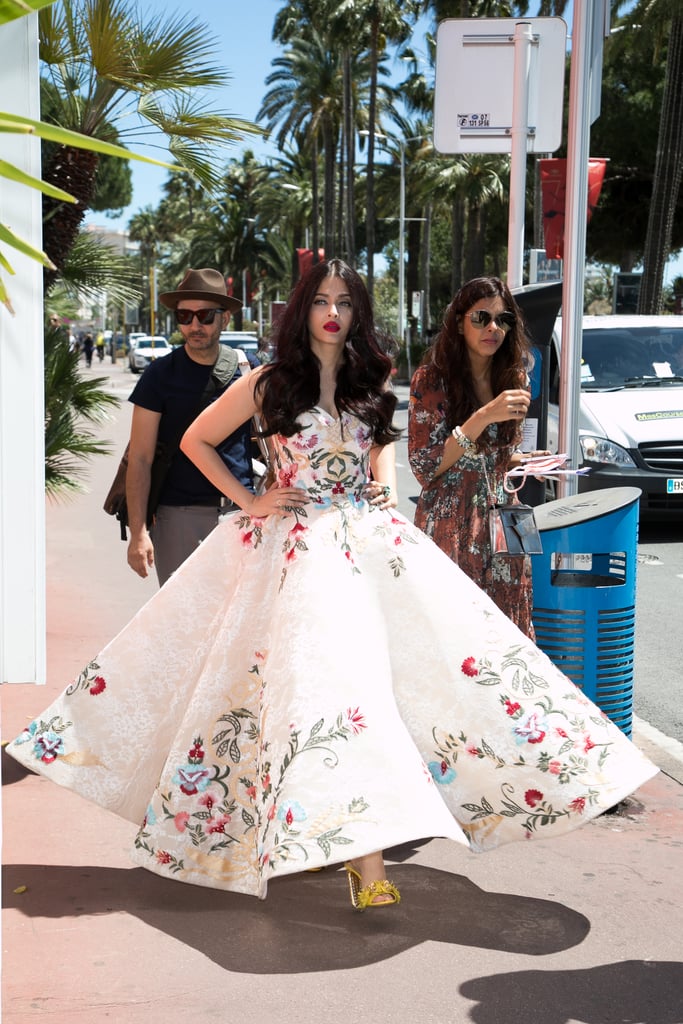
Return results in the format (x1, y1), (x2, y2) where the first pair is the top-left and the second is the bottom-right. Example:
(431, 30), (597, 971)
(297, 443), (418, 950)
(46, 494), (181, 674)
(82, 331), (94, 367)
(408, 276), (548, 638)
(125, 267), (254, 586)
(7, 260), (657, 912)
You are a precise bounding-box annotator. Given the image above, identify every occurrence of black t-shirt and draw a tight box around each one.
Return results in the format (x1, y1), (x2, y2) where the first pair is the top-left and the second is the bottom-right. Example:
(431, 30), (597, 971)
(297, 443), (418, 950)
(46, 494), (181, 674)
(129, 346), (253, 505)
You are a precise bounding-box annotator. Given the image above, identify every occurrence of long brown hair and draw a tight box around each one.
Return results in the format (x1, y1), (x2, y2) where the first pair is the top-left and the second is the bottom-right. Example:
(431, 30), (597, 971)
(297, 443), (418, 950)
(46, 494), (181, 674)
(422, 276), (532, 448)
(255, 259), (400, 444)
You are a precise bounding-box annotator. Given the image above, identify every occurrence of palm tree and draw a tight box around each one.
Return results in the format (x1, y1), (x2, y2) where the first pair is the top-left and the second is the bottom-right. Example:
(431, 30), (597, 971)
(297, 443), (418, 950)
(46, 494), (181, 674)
(44, 322), (120, 496)
(260, 25), (343, 261)
(38, 0), (260, 291)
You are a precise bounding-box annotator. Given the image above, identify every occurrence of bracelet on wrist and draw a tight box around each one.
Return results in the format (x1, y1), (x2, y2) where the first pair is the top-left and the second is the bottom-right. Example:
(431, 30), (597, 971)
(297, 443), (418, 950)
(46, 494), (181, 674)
(452, 425), (477, 455)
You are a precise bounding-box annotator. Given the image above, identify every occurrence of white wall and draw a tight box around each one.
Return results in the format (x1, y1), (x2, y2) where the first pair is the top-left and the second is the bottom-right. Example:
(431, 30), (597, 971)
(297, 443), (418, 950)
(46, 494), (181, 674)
(0, 12), (46, 684)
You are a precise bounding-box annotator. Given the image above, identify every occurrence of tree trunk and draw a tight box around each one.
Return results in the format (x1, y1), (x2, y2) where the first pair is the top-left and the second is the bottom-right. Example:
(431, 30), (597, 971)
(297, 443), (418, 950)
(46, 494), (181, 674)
(365, 21), (380, 302)
(637, 15), (683, 314)
(451, 194), (465, 293)
(343, 51), (356, 266)
(42, 145), (99, 293)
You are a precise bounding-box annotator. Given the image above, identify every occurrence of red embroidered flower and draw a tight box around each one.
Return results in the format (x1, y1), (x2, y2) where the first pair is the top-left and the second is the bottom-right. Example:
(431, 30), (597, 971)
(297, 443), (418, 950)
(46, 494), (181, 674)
(246, 785), (257, 800)
(174, 812), (190, 832)
(461, 657), (479, 677)
(241, 530), (254, 546)
(332, 482), (345, 495)
(156, 850), (172, 865)
(188, 738), (205, 762)
(466, 743), (481, 757)
(346, 706), (367, 734)
(525, 788), (544, 808)
(285, 547), (298, 563)
(290, 522), (307, 536)
(207, 813), (231, 834)
(555, 727), (568, 738)
(583, 736), (596, 753)
(278, 463), (298, 487)
(89, 675), (106, 696)
(394, 535), (402, 546)
(198, 792), (216, 811)
(570, 797), (586, 814)
(285, 807), (294, 826)
(504, 699), (522, 716)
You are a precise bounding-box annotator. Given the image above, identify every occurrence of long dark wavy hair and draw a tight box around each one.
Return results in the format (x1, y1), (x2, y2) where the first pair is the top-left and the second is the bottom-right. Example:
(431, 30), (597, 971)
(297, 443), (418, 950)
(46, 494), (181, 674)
(255, 258), (400, 445)
(422, 276), (532, 449)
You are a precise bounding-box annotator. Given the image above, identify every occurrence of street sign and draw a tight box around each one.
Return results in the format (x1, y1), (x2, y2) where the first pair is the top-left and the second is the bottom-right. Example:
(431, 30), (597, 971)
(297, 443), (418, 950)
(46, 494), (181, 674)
(434, 18), (567, 154)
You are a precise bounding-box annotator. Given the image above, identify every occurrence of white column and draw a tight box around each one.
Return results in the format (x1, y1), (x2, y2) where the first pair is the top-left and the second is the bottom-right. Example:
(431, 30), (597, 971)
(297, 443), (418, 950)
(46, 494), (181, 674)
(0, 13), (46, 684)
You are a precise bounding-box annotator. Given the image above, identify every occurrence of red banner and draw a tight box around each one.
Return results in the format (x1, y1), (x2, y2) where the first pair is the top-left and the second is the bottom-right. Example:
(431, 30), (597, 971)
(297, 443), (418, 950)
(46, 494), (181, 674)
(539, 158), (608, 260)
(296, 248), (325, 277)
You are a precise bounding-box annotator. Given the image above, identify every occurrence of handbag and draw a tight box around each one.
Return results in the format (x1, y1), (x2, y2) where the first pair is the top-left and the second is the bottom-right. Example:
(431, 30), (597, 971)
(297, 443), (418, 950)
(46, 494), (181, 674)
(104, 346), (239, 540)
(488, 503), (543, 555)
(482, 452), (543, 557)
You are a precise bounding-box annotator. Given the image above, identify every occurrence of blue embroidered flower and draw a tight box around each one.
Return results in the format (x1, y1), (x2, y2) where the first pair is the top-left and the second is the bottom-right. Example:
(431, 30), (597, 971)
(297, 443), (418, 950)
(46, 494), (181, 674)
(277, 800), (307, 825)
(32, 729), (64, 764)
(513, 711), (548, 746)
(144, 803), (157, 827)
(14, 721), (37, 745)
(428, 760), (456, 784)
(172, 764), (211, 796)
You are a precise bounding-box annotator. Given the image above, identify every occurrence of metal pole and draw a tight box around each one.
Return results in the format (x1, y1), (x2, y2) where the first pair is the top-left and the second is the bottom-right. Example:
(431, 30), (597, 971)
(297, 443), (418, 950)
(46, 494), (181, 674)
(558, 0), (594, 496)
(399, 141), (411, 380)
(507, 21), (534, 289)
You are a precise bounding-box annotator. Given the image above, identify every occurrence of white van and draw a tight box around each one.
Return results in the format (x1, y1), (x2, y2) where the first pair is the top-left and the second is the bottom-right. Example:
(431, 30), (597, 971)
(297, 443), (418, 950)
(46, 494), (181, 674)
(547, 315), (683, 516)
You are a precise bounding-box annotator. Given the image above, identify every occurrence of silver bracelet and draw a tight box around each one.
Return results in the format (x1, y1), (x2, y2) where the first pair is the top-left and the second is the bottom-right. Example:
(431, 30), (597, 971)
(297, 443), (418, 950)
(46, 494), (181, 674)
(452, 425), (477, 455)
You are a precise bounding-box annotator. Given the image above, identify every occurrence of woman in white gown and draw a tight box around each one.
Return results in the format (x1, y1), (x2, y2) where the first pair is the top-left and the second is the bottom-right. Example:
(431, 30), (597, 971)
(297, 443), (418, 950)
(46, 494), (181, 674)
(8, 259), (656, 909)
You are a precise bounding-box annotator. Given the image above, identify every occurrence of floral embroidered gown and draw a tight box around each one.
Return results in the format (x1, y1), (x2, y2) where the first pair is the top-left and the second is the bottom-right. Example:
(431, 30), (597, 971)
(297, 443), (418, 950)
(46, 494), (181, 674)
(8, 408), (656, 899)
(409, 363), (535, 636)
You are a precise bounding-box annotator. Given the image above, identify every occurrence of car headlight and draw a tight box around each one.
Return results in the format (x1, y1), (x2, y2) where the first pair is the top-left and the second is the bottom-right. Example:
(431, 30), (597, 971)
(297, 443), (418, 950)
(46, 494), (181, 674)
(579, 435), (636, 468)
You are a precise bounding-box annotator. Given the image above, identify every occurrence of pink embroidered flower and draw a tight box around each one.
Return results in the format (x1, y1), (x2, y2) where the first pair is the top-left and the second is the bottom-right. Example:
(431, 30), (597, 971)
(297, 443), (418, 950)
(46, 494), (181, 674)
(255, 650), (266, 661)
(33, 731), (64, 764)
(267, 805), (277, 820)
(89, 675), (106, 696)
(466, 743), (481, 757)
(207, 813), (232, 834)
(394, 535), (402, 546)
(461, 657), (479, 678)
(278, 463), (298, 487)
(570, 796), (586, 814)
(549, 760), (562, 775)
(583, 736), (596, 753)
(514, 712), (546, 745)
(246, 785), (257, 800)
(525, 788), (544, 808)
(289, 522), (307, 536)
(198, 792), (216, 811)
(285, 547), (298, 563)
(346, 706), (367, 734)
(156, 850), (172, 865)
(555, 727), (568, 738)
(241, 530), (255, 547)
(174, 812), (190, 832)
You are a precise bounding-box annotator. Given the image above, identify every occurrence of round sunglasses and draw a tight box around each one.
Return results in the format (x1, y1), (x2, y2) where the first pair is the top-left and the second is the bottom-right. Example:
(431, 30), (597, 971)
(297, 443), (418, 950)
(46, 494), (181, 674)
(467, 310), (516, 333)
(174, 307), (226, 326)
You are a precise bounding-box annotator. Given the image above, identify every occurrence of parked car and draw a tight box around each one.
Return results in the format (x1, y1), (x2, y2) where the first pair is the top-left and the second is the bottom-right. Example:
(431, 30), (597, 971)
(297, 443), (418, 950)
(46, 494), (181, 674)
(547, 315), (683, 515)
(128, 335), (171, 374)
(219, 330), (260, 367)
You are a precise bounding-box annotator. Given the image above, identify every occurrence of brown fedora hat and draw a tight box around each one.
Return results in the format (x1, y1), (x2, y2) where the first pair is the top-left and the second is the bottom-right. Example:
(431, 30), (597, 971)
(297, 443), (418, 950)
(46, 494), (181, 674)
(159, 268), (242, 314)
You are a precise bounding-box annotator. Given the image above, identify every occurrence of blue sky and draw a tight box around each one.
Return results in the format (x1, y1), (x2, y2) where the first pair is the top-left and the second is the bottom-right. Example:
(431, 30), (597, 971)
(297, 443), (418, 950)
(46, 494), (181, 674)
(85, 1), (681, 285)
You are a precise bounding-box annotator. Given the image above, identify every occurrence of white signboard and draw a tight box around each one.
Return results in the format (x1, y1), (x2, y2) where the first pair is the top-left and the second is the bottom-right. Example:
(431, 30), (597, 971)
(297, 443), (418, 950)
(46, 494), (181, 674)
(434, 18), (567, 154)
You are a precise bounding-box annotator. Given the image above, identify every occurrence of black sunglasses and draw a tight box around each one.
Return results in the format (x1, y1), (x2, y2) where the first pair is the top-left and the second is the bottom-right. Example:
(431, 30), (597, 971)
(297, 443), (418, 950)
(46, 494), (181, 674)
(174, 307), (225, 326)
(467, 310), (516, 333)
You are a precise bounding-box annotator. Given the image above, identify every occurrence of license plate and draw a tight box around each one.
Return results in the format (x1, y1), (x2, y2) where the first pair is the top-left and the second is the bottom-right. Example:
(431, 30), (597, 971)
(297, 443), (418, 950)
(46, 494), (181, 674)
(666, 479), (683, 493)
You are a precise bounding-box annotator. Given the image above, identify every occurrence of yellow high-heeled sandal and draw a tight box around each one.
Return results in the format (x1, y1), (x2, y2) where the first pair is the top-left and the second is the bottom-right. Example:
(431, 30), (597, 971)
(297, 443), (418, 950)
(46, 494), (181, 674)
(344, 862), (401, 911)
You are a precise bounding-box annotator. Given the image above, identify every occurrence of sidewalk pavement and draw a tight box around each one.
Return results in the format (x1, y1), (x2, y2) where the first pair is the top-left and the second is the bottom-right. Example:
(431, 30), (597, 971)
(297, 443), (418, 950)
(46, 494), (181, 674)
(3, 362), (683, 1024)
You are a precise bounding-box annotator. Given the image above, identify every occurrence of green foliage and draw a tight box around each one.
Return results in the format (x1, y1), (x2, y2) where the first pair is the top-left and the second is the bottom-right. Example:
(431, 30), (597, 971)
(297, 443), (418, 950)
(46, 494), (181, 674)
(44, 325), (120, 497)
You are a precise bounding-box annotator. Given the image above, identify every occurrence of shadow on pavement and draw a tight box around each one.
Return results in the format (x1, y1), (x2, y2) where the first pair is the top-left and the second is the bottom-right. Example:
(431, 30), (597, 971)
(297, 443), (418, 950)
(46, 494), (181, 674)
(460, 961), (683, 1024)
(2, 858), (590, 972)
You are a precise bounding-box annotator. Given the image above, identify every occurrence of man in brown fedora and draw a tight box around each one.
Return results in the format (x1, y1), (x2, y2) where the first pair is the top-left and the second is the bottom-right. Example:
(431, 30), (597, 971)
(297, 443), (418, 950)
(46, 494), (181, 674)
(125, 268), (254, 586)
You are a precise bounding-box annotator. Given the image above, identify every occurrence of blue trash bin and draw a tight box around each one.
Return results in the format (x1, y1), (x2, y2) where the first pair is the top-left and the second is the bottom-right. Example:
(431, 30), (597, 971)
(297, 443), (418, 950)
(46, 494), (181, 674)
(530, 487), (641, 736)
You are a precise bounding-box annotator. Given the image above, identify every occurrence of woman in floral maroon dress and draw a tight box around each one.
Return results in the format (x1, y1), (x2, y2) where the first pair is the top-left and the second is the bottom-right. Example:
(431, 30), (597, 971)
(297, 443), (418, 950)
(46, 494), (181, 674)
(409, 277), (539, 637)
